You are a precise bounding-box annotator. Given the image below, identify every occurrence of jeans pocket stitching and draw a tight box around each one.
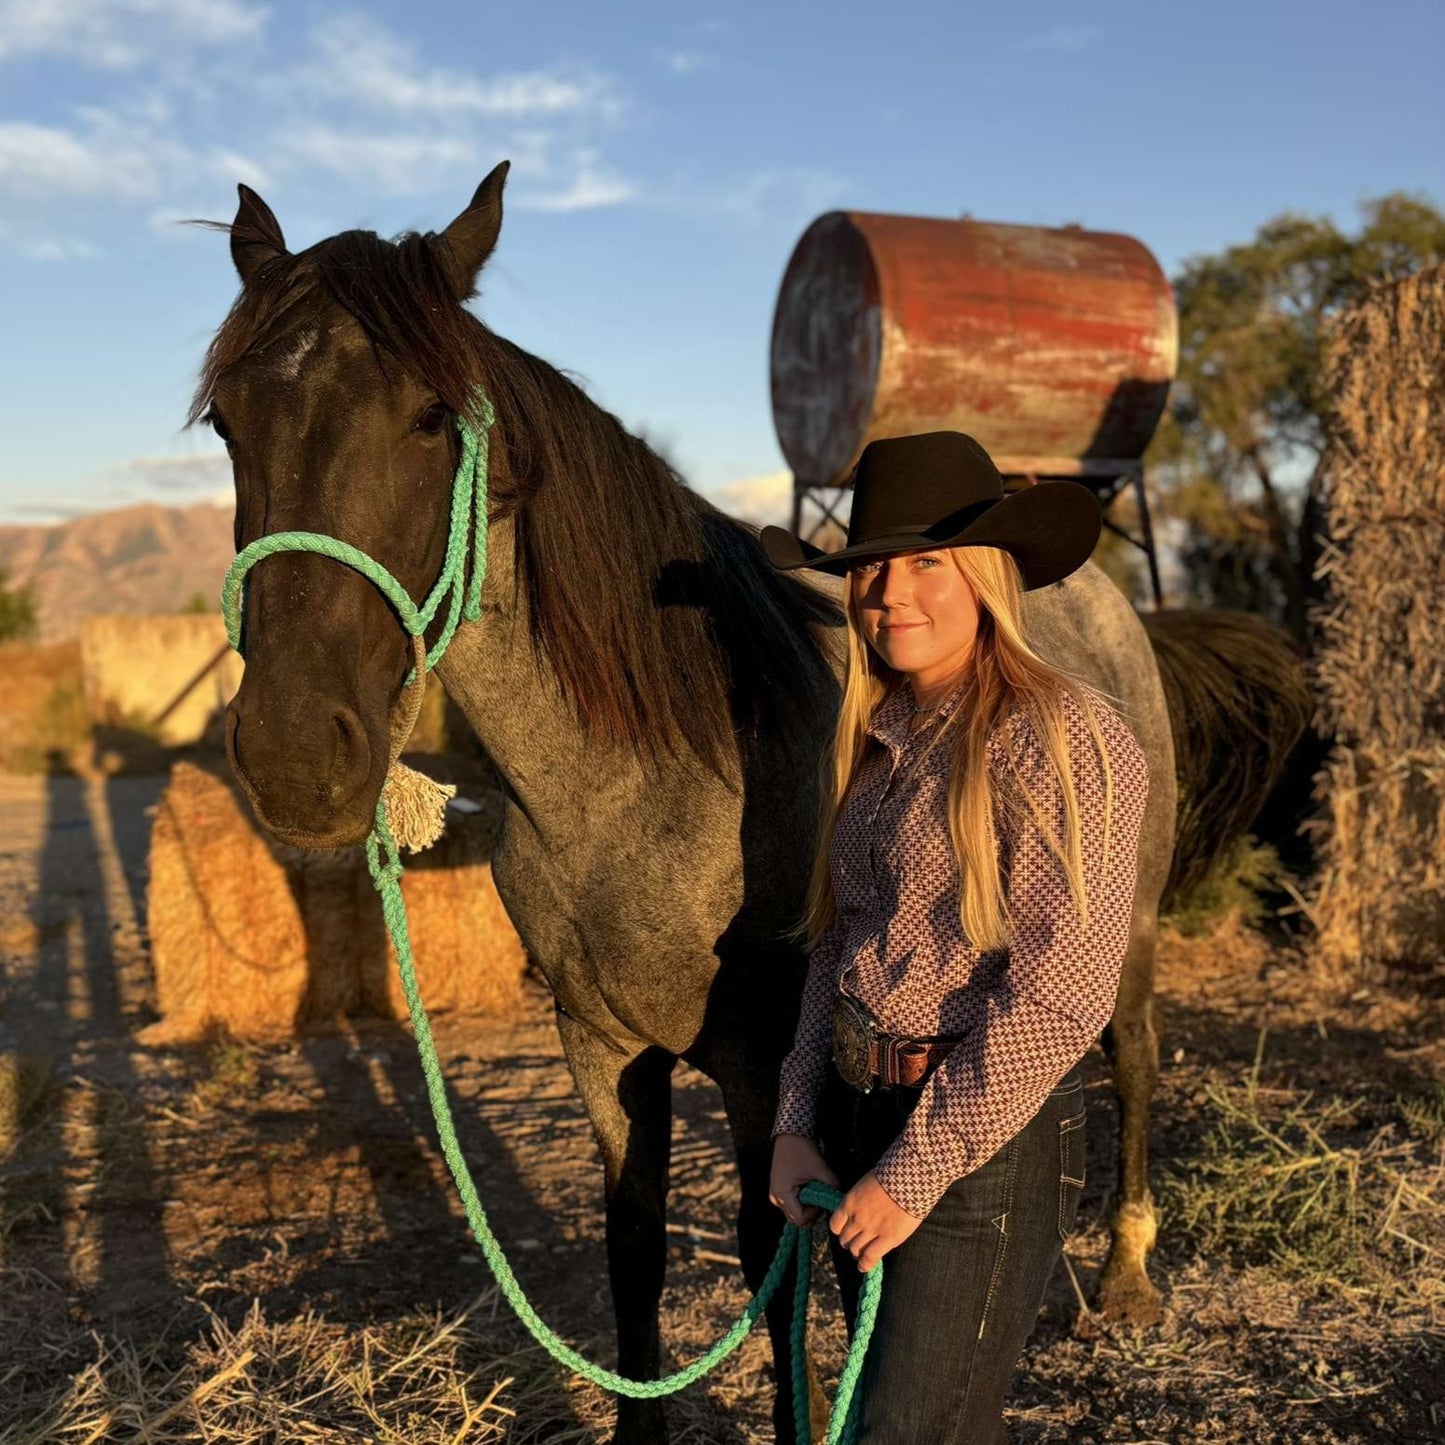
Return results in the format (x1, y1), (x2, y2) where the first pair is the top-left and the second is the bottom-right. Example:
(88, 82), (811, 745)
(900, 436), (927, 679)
(974, 1134), (1020, 1344)
(1057, 1112), (1085, 1243)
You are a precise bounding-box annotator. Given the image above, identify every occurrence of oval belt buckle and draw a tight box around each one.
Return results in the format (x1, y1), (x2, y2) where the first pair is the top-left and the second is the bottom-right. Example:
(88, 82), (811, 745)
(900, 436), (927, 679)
(832, 991), (875, 1093)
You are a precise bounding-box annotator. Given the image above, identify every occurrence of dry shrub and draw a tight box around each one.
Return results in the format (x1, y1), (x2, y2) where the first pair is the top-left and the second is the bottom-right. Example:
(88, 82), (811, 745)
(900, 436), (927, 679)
(0, 641), (89, 773)
(1399, 1080), (1445, 1148)
(1158, 1031), (1445, 1308)
(1306, 265), (1445, 974)
(0, 1295), (591, 1444)
(143, 760), (527, 1045)
(0, 1052), (54, 1157)
(1161, 832), (1286, 938)
(187, 1037), (262, 1114)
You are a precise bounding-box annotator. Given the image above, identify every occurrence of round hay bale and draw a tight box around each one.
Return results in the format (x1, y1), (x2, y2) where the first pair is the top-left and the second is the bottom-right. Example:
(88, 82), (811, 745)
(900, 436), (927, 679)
(143, 760), (310, 1043)
(142, 760), (527, 1044)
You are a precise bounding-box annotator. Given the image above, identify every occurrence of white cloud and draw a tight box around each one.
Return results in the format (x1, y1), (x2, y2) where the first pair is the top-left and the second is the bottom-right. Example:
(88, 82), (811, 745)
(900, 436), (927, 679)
(278, 126), (480, 193)
(100, 451), (232, 495)
(209, 147), (269, 187)
(678, 167), (851, 228)
(0, 10), (641, 221)
(0, 452), (234, 522)
(517, 150), (637, 212)
(707, 470), (792, 526)
(659, 50), (703, 74)
(298, 13), (623, 120)
(0, 110), (183, 195)
(0, 0), (268, 68)
(0, 97), (269, 207)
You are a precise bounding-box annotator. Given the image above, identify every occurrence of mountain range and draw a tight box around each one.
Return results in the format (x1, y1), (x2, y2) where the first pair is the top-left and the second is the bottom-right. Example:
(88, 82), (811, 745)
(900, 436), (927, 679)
(0, 501), (235, 641)
(0, 476), (811, 643)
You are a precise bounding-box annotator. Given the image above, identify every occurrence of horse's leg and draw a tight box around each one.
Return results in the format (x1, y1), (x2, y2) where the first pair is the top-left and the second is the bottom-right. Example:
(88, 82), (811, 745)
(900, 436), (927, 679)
(1096, 916), (1165, 1326)
(700, 1040), (827, 1445)
(555, 1012), (677, 1445)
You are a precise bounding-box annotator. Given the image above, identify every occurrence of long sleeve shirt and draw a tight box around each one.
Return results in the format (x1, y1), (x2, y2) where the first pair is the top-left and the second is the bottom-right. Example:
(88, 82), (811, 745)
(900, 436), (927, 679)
(772, 680), (1150, 1219)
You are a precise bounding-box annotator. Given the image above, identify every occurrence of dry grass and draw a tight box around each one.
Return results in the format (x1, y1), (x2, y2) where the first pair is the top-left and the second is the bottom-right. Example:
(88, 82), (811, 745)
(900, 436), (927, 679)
(1158, 1027), (1445, 1308)
(0, 1294), (594, 1445)
(1307, 264), (1445, 974)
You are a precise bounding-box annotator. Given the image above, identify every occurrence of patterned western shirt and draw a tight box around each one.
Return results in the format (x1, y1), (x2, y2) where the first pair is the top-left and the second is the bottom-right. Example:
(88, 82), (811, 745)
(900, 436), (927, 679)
(772, 680), (1150, 1218)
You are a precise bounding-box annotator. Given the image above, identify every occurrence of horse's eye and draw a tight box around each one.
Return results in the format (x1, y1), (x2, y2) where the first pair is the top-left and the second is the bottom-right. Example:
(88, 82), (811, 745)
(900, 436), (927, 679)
(414, 402), (449, 435)
(205, 406), (232, 446)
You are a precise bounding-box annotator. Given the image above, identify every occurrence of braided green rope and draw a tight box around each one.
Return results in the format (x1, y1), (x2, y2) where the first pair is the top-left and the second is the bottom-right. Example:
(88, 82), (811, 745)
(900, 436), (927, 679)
(221, 397), (491, 679)
(219, 392), (881, 1443)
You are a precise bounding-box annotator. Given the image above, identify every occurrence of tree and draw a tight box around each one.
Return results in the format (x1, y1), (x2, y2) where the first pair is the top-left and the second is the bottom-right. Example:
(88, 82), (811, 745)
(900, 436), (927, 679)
(0, 563), (38, 643)
(1148, 193), (1445, 646)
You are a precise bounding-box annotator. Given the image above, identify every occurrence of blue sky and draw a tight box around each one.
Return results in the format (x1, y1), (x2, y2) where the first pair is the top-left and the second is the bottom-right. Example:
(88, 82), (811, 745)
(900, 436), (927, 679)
(0, 0), (1441, 523)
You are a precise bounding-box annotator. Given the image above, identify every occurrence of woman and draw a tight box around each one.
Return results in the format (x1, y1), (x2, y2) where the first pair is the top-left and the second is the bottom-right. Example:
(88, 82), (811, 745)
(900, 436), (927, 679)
(760, 431), (1150, 1444)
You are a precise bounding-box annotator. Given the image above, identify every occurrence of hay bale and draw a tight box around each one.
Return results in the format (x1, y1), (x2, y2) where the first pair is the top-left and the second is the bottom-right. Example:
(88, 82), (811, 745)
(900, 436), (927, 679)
(1306, 264), (1445, 972)
(142, 760), (527, 1044)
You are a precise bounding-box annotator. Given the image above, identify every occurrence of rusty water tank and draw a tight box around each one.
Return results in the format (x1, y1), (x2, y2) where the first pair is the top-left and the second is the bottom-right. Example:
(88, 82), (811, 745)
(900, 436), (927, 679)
(770, 211), (1177, 486)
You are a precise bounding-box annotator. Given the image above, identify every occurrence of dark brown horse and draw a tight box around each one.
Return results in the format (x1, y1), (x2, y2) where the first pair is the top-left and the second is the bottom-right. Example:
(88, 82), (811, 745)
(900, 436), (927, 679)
(192, 163), (1309, 1443)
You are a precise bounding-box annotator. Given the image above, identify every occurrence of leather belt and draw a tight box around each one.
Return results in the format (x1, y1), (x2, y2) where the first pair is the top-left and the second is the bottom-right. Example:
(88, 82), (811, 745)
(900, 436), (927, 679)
(831, 990), (962, 1093)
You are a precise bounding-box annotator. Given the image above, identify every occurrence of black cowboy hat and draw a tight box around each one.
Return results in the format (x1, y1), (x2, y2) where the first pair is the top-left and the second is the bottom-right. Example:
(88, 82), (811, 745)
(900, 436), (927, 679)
(760, 431), (1101, 589)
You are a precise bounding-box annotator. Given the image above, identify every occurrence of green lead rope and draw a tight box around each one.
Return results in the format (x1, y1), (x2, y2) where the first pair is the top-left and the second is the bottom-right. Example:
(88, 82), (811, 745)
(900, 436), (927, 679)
(220, 391), (881, 1444)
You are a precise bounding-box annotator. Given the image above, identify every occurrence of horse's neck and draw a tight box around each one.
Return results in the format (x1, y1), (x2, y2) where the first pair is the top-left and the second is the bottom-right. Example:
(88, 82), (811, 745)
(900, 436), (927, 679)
(433, 514), (698, 851)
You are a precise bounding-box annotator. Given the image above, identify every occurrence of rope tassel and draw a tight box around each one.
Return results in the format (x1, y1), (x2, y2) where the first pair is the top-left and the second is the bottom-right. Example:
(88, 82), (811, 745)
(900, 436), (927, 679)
(382, 762), (457, 852)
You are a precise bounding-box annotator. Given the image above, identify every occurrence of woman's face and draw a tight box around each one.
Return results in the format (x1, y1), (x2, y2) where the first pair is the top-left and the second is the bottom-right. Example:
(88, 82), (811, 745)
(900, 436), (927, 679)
(850, 547), (981, 685)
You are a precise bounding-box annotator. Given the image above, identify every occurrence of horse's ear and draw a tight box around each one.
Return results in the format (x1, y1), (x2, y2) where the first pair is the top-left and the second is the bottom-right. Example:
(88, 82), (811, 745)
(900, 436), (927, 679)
(231, 183), (287, 286)
(438, 160), (509, 299)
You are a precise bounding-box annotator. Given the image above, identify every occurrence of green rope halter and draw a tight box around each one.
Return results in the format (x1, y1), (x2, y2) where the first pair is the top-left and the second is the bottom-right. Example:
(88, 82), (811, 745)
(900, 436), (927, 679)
(218, 389), (881, 1442)
(221, 395), (492, 677)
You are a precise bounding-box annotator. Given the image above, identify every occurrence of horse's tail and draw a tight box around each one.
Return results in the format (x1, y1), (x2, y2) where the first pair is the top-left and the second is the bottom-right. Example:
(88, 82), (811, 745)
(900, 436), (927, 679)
(1140, 608), (1314, 912)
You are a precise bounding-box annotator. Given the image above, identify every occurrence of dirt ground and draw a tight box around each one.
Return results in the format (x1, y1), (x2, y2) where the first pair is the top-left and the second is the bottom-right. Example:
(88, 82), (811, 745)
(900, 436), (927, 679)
(0, 764), (1441, 1443)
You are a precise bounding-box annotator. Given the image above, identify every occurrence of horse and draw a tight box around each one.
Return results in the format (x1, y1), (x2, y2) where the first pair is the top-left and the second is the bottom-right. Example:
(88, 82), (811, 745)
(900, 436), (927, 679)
(192, 162), (1309, 1443)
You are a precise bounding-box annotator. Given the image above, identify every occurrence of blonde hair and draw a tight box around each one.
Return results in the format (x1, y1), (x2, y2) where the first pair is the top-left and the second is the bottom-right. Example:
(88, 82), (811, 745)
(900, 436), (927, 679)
(798, 543), (1120, 954)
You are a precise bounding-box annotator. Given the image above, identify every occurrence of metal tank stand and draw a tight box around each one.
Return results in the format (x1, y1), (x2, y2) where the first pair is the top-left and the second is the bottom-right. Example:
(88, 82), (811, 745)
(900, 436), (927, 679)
(788, 457), (1166, 610)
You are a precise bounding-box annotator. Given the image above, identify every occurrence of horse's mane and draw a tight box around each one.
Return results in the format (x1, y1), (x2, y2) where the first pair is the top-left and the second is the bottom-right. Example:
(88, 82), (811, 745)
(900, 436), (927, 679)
(190, 226), (843, 778)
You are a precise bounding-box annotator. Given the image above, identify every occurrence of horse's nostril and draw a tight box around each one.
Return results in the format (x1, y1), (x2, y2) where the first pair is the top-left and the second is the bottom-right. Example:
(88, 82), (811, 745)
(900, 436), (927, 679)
(328, 704), (372, 802)
(224, 705), (246, 774)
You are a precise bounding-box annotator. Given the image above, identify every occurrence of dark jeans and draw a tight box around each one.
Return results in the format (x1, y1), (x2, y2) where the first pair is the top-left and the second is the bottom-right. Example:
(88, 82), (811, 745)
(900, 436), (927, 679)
(815, 1061), (1086, 1445)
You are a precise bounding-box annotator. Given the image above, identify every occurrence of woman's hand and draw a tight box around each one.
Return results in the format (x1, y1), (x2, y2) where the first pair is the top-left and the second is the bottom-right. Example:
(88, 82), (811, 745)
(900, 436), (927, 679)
(770, 1133), (841, 1227)
(830, 1170), (923, 1272)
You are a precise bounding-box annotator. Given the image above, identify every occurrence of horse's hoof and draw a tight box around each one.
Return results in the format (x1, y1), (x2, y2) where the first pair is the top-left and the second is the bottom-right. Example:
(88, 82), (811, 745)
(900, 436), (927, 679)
(1095, 1261), (1165, 1328)
(1094, 1198), (1164, 1328)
